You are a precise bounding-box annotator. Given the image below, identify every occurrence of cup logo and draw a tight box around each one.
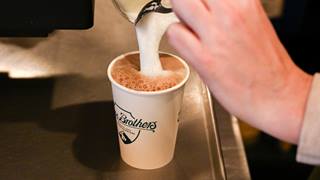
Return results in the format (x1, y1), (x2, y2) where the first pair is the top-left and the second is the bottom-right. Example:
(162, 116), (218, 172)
(114, 103), (157, 144)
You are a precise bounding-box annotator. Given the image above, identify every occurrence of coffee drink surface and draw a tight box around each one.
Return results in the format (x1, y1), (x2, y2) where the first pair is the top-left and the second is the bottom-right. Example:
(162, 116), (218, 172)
(111, 53), (186, 92)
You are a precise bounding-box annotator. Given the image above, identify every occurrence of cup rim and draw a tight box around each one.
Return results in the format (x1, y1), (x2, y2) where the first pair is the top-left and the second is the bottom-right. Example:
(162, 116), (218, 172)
(107, 51), (190, 96)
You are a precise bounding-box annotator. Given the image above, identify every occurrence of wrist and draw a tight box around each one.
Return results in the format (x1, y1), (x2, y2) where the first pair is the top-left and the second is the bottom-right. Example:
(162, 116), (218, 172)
(283, 68), (313, 144)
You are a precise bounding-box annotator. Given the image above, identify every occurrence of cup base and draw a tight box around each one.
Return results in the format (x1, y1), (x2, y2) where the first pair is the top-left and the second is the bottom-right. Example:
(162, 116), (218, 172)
(120, 153), (174, 170)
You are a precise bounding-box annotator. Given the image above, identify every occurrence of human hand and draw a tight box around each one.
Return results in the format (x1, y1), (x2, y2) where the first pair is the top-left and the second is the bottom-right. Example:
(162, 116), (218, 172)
(167, 0), (313, 144)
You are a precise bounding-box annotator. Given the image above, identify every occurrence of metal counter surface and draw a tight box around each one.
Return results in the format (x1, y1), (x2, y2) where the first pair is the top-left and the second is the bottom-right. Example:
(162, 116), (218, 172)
(213, 100), (251, 180)
(0, 71), (250, 180)
(0, 0), (250, 179)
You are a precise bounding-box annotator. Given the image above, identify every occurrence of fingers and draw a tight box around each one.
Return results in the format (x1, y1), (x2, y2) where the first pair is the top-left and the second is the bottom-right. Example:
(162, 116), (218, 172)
(170, 0), (213, 40)
(166, 23), (214, 76)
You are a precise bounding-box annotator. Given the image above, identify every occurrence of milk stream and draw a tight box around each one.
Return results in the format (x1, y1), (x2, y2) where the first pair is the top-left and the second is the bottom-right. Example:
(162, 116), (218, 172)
(120, 0), (178, 76)
(135, 13), (178, 76)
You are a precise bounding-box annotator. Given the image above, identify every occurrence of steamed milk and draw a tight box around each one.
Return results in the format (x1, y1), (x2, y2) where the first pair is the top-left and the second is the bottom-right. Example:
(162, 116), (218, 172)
(112, 1), (185, 91)
(136, 12), (179, 76)
(121, 0), (179, 76)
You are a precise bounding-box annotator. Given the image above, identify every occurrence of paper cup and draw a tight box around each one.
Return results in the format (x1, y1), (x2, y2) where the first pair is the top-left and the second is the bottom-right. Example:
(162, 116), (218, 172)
(107, 51), (190, 169)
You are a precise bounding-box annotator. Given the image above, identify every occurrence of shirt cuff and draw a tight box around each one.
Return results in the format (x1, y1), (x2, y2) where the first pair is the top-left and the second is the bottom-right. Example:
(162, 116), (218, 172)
(297, 73), (320, 165)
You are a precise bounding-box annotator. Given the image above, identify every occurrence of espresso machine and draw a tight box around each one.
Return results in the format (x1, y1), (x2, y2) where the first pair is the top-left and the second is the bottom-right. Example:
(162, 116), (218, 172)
(0, 0), (94, 37)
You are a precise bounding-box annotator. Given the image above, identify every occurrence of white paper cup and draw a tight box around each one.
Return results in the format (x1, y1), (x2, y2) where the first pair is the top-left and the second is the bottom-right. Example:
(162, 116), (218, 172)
(107, 51), (190, 169)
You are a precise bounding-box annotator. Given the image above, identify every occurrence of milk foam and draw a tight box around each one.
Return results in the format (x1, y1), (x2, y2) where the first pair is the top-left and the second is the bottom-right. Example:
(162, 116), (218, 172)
(135, 12), (179, 76)
(112, 54), (185, 91)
